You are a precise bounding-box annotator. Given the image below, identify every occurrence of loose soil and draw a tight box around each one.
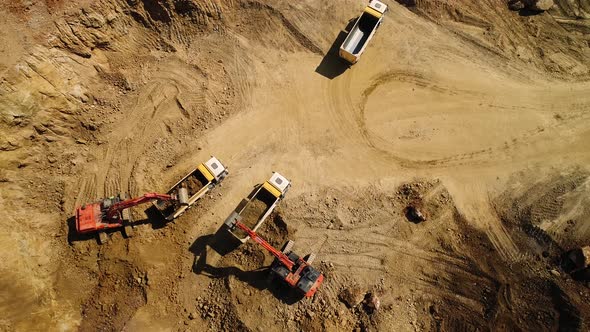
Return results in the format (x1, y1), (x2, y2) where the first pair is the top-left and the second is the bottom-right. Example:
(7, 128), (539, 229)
(233, 195), (271, 239)
(185, 171), (208, 197)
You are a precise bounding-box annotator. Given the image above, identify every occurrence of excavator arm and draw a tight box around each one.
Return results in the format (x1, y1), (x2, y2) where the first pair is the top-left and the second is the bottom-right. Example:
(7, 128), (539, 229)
(106, 192), (176, 220)
(234, 221), (295, 271)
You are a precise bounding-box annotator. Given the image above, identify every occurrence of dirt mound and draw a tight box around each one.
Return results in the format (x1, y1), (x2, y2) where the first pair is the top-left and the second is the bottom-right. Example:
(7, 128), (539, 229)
(191, 278), (250, 331)
(80, 259), (147, 331)
(496, 169), (590, 250)
(399, 0), (590, 78)
(280, 181), (590, 331)
(552, 0), (590, 19)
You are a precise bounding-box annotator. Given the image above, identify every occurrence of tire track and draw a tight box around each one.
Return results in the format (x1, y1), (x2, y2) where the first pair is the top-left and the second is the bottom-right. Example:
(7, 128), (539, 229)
(354, 70), (590, 169)
(241, 1), (323, 55)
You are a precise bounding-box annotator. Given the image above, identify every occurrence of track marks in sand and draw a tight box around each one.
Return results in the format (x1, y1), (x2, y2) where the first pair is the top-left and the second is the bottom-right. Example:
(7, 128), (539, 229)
(233, 1), (323, 55)
(497, 170), (590, 249)
(356, 69), (590, 168)
(70, 60), (213, 206)
(74, 175), (98, 208)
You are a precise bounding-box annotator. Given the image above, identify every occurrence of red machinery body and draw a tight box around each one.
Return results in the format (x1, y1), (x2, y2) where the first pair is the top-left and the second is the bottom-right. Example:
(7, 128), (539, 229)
(234, 221), (324, 297)
(76, 193), (174, 234)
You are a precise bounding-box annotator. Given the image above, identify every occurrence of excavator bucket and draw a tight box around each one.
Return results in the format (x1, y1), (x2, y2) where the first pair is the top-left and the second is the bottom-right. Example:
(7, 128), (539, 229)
(224, 211), (241, 230)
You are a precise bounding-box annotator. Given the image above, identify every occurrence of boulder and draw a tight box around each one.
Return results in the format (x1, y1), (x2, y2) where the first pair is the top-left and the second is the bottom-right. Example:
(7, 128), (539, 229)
(528, 0), (555, 11)
(508, 0), (555, 11)
(564, 246), (590, 273)
(338, 286), (365, 308)
(365, 293), (381, 312)
(508, 0), (525, 10)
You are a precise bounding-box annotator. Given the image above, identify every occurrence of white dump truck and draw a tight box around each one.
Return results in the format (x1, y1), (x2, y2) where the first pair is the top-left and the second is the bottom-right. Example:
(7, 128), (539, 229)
(339, 0), (388, 64)
(154, 156), (228, 220)
(224, 172), (291, 243)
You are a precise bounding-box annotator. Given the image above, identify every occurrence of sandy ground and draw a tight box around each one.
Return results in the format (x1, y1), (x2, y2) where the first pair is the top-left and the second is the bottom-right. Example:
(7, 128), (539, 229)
(1, 0), (590, 331)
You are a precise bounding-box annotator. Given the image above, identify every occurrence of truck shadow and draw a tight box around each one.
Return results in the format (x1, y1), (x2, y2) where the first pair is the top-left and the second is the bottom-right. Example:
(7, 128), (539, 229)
(189, 227), (305, 304)
(315, 18), (357, 79)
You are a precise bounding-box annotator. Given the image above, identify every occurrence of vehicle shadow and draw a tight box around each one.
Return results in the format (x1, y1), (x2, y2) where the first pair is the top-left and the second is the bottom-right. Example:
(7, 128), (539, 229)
(315, 18), (357, 79)
(189, 226), (304, 304)
(143, 205), (171, 230)
(518, 8), (544, 16)
(560, 249), (590, 281)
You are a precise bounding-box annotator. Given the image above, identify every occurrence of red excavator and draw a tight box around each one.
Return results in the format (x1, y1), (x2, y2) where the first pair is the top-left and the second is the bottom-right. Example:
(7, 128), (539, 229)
(226, 218), (324, 297)
(76, 188), (188, 244)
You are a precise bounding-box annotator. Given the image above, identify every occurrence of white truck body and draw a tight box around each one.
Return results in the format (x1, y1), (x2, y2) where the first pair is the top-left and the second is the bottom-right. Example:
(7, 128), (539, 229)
(339, 0), (387, 64)
(224, 172), (291, 243)
(154, 156), (228, 220)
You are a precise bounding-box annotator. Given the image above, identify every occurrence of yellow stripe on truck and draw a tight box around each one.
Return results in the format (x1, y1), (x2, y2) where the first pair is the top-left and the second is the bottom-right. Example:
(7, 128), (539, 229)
(340, 49), (357, 63)
(198, 164), (215, 182)
(364, 7), (383, 19)
(263, 181), (282, 198)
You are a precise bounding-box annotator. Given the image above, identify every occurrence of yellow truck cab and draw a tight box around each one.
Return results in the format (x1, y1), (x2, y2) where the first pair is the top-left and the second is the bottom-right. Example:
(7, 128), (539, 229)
(339, 0), (388, 64)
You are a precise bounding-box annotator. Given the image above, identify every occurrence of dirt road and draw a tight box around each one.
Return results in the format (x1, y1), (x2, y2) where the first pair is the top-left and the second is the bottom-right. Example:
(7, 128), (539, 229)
(1, 0), (589, 331)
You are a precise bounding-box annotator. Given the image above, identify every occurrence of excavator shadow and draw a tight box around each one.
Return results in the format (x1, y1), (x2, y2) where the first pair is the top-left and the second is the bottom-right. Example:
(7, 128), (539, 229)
(143, 205), (172, 229)
(315, 18), (357, 79)
(190, 227), (305, 304)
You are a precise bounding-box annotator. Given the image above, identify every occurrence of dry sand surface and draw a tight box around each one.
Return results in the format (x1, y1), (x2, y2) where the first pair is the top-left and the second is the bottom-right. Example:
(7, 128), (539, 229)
(1, 0), (590, 331)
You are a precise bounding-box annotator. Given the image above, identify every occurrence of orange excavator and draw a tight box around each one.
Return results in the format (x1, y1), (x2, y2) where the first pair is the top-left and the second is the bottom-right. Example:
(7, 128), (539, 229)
(76, 188), (188, 243)
(226, 218), (324, 297)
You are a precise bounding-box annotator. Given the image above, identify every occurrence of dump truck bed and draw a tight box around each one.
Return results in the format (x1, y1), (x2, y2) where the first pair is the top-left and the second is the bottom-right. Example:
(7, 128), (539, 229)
(225, 172), (290, 243)
(232, 186), (277, 239)
(154, 157), (228, 220)
(339, 0), (387, 64)
(342, 12), (379, 55)
(154, 168), (211, 220)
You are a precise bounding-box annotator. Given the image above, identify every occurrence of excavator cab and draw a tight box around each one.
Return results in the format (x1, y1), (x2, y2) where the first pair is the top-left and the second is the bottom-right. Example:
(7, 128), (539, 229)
(270, 241), (324, 297)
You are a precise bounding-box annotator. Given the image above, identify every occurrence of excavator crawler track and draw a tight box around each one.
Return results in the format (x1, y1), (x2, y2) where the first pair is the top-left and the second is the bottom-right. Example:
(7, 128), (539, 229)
(98, 232), (109, 244)
(305, 253), (317, 265)
(282, 240), (295, 254)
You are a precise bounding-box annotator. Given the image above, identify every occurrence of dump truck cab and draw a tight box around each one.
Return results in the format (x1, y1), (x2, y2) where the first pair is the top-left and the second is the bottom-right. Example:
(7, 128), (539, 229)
(263, 172), (291, 199)
(339, 0), (388, 64)
(154, 156), (228, 220)
(224, 172), (291, 243)
(201, 157), (228, 181)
